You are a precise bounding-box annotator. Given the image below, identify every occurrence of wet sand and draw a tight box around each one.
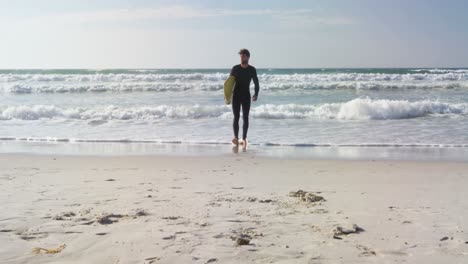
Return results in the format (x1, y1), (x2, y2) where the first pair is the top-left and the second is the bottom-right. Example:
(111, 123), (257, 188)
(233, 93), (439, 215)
(1, 153), (467, 263)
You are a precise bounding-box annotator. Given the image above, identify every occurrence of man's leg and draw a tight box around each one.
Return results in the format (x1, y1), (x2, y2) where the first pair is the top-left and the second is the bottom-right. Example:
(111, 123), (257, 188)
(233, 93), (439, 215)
(241, 97), (251, 140)
(232, 97), (241, 143)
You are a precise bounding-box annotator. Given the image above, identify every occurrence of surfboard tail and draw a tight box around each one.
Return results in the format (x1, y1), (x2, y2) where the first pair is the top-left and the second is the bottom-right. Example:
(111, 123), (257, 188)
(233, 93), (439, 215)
(224, 76), (236, 105)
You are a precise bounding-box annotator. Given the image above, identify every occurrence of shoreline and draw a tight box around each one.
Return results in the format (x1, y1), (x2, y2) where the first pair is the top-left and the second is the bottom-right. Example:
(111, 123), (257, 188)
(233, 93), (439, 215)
(1, 154), (468, 263)
(1, 140), (468, 162)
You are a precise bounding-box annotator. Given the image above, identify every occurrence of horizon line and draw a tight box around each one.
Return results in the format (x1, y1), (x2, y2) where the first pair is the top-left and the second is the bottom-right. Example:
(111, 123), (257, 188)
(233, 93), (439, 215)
(1, 67), (468, 70)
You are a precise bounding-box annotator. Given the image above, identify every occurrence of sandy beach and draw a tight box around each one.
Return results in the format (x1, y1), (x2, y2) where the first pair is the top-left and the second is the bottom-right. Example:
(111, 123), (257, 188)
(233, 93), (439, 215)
(1, 153), (467, 263)
(3, 0), (468, 263)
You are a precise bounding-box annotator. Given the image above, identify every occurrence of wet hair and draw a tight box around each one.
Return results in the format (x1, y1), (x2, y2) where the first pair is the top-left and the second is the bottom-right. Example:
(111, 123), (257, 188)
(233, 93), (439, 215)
(238, 48), (250, 57)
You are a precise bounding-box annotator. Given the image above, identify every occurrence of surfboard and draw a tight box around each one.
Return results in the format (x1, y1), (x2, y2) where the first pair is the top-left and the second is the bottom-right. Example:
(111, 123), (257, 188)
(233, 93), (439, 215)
(224, 76), (236, 105)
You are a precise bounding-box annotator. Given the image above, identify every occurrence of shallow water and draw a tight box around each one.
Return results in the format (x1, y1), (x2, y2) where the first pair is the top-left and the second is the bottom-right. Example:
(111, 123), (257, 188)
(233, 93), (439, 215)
(1, 68), (467, 152)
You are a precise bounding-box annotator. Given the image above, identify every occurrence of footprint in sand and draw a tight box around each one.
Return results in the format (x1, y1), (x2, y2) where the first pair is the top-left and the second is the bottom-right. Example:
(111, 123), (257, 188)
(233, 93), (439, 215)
(52, 209), (148, 226)
(356, 245), (376, 257)
(161, 216), (181, 220)
(19, 231), (48, 241)
(379, 249), (409, 256)
(144, 257), (160, 264)
(53, 211), (76, 221)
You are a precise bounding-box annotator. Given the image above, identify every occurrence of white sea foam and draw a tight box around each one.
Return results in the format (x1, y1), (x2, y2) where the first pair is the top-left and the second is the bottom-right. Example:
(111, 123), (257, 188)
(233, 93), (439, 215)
(1, 136), (467, 148)
(0, 73), (226, 83)
(2, 81), (468, 94)
(411, 69), (468, 73)
(1, 83), (223, 93)
(253, 98), (467, 120)
(1, 72), (468, 83)
(0, 105), (229, 120)
(1, 99), (466, 121)
(2, 72), (468, 94)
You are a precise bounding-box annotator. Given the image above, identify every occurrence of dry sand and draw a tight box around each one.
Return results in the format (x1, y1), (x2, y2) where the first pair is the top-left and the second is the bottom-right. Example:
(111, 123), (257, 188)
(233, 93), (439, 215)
(1, 153), (467, 263)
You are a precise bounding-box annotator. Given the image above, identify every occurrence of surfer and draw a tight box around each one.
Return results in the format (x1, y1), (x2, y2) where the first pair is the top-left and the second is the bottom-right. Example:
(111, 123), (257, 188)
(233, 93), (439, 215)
(230, 48), (260, 147)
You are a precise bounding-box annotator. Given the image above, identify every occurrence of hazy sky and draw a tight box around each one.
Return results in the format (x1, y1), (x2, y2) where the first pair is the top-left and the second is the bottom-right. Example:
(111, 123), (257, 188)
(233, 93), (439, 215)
(1, 0), (467, 68)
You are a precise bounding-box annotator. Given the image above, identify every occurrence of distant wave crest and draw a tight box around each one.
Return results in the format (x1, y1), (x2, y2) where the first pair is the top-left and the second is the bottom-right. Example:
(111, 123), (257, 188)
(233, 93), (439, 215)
(2, 72), (468, 93)
(1, 72), (468, 83)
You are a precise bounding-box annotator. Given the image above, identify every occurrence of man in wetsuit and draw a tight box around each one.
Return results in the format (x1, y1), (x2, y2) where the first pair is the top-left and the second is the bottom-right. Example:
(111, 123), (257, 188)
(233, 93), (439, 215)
(229, 48), (260, 147)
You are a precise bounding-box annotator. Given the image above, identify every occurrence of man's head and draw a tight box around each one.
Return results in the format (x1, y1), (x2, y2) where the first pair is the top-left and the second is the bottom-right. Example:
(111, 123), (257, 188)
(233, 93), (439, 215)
(238, 49), (250, 64)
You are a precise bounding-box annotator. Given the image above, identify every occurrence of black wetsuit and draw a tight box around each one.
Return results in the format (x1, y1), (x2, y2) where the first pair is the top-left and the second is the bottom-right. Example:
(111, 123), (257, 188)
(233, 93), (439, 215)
(230, 64), (260, 140)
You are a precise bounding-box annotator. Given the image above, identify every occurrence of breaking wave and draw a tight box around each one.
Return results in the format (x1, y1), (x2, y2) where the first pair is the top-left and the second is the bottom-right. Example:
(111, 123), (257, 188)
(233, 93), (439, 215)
(1, 98), (466, 121)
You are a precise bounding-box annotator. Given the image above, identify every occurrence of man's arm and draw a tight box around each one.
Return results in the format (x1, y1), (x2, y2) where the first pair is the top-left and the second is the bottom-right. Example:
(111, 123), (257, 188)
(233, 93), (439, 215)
(230, 66), (236, 77)
(253, 67), (259, 98)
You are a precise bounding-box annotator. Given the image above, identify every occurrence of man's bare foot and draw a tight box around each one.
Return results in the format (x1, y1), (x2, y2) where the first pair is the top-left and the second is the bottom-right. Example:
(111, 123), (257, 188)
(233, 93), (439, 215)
(232, 137), (239, 146)
(240, 138), (248, 148)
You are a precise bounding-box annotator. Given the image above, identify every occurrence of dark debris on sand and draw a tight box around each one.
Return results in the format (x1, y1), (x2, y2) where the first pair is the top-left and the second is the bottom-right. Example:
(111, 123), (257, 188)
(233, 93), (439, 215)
(289, 190), (325, 203)
(332, 224), (365, 239)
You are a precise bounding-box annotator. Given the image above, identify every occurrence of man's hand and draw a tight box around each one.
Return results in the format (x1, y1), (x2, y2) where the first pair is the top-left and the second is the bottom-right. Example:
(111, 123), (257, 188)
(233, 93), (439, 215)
(252, 95), (258, 102)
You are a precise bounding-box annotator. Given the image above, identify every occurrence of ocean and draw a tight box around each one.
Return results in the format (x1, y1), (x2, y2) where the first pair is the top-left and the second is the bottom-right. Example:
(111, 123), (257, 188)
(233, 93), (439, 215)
(1, 68), (468, 159)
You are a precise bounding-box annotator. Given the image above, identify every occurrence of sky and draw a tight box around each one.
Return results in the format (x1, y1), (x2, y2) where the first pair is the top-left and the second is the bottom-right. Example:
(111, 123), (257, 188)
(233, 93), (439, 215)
(1, 0), (467, 68)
